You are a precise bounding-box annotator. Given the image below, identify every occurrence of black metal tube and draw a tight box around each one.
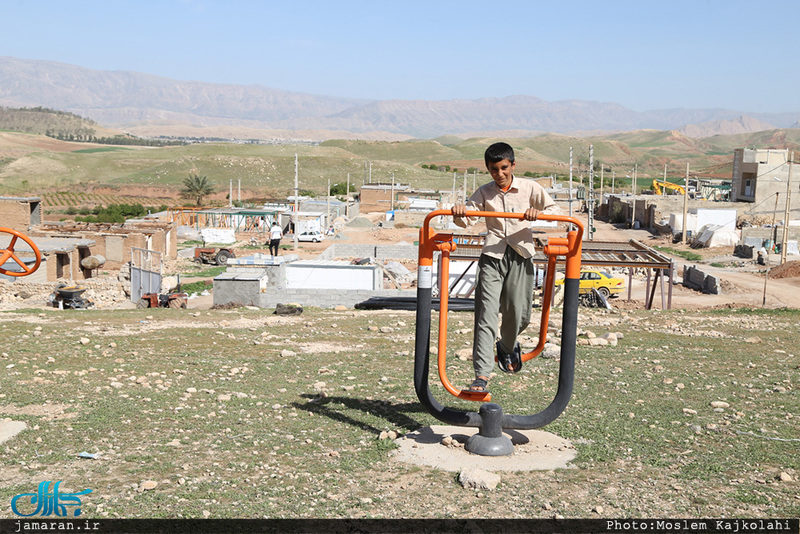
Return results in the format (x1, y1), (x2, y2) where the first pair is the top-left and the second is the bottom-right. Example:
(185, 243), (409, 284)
(414, 285), (481, 428)
(502, 277), (579, 429)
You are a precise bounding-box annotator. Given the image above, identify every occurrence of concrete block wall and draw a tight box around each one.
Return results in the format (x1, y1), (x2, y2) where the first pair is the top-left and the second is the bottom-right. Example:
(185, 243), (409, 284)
(317, 243), (418, 261)
(682, 265), (720, 294)
(741, 226), (800, 245)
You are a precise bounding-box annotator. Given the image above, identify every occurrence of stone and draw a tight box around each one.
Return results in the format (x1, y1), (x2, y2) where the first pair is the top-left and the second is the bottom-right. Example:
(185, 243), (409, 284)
(710, 401), (730, 409)
(280, 349), (296, 358)
(599, 333), (618, 346)
(140, 480), (158, 491)
(542, 344), (561, 359)
(455, 349), (472, 361)
(458, 467), (501, 490)
(778, 472), (793, 482)
(379, 326), (394, 333)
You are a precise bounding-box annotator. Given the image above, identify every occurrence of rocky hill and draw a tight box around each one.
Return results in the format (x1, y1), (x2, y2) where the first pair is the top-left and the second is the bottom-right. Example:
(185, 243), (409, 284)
(1, 56), (798, 139)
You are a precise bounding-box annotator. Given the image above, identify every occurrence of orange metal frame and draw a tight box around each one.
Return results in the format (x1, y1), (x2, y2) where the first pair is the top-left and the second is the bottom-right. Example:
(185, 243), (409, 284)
(0, 227), (42, 277)
(419, 211), (584, 403)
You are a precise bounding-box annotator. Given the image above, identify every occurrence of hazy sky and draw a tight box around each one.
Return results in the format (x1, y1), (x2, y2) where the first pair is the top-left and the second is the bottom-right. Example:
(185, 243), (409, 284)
(3, 0), (798, 113)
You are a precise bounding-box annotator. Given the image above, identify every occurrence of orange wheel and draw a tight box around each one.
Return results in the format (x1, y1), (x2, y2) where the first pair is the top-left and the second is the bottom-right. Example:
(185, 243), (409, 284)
(0, 227), (42, 277)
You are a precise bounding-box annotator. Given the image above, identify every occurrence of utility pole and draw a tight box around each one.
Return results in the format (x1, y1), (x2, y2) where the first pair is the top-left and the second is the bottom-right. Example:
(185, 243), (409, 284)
(568, 147), (574, 219)
(662, 164), (667, 195)
(764, 192), (781, 307)
(369, 162), (372, 184)
(780, 151), (794, 265)
(588, 145), (594, 240)
(463, 169), (468, 202)
(600, 165), (604, 195)
(346, 173), (351, 218)
(293, 154), (299, 251)
(681, 163), (689, 245)
(238, 178), (241, 203)
(611, 170), (615, 195)
(327, 178), (331, 230)
(452, 172), (457, 205)
(391, 173), (395, 211)
(229, 179), (233, 208)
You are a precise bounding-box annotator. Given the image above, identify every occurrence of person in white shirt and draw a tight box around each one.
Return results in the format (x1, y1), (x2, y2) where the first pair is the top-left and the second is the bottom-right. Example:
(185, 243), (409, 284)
(268, 222), (283, 256)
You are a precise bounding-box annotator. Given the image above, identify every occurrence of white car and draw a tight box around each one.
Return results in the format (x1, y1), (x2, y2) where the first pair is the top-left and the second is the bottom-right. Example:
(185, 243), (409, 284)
(297, 231), (324, 243)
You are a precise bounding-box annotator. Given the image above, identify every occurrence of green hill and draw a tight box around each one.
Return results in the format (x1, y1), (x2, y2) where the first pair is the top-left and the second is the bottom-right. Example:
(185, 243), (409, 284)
(2, 114), (799, 211)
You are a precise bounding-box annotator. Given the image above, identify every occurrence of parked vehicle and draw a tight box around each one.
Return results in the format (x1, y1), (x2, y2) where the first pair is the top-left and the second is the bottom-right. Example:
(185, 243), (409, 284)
(297, 231), (324, 243)
(137, 292), (188, 309)
(555, 268), (625, 297)
(193, 247), (235, 265)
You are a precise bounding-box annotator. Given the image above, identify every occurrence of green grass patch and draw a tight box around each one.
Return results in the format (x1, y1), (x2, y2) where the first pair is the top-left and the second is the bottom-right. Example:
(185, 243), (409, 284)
(180, 279), (213, 295)
(654, 246), (703, 262)
(179, 265), (226, 278)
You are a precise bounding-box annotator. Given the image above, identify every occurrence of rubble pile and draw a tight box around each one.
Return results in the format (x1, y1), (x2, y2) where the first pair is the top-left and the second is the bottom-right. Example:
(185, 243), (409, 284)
(0, 277), (128, 309)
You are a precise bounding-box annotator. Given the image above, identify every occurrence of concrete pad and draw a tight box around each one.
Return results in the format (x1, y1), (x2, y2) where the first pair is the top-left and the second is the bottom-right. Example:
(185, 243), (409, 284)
(391, 425), (576, 472)
(0, 419), (27, 445)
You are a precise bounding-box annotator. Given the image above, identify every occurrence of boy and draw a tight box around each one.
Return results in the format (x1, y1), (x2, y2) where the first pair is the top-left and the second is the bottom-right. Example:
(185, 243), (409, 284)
(452, 142), (560, 393)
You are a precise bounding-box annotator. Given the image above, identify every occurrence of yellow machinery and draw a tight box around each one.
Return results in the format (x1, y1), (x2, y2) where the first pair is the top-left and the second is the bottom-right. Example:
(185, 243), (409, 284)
(652, 179), (686, 195)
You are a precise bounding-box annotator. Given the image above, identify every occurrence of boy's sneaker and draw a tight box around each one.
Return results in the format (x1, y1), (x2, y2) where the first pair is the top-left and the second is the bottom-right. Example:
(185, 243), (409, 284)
(496, 341), (522, 373)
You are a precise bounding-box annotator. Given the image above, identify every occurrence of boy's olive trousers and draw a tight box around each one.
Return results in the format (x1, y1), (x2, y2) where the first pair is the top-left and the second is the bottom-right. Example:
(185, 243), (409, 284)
(472, 246), (535, 378)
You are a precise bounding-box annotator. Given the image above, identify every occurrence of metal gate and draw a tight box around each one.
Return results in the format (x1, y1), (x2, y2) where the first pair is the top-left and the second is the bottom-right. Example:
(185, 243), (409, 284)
(130, 248), (162, 303)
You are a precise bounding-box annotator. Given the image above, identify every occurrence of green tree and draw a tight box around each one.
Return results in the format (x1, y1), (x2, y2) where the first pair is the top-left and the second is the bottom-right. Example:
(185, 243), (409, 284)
(181, 174), (214, 207)
(329, 183), (355, 196)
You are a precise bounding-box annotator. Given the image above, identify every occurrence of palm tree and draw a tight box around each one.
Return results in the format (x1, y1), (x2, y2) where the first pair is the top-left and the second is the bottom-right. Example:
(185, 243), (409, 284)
(181, 174), (214, 207)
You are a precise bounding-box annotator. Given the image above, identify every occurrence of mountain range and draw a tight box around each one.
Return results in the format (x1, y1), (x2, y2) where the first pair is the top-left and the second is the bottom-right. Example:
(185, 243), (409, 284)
(1, 56), (798, 140)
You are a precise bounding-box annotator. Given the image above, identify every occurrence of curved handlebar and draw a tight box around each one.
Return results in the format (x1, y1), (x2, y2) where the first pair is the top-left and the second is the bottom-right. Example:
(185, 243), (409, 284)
(423, 209), (583, 242)
(415, 208), (584, 429)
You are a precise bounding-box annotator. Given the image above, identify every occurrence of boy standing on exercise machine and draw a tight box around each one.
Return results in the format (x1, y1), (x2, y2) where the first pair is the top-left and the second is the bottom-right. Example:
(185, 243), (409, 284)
(451, 142), (560, 393)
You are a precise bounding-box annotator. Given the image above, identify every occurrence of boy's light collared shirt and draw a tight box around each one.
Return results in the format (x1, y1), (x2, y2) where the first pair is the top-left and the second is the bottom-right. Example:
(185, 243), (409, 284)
(453, 176), (560, 259)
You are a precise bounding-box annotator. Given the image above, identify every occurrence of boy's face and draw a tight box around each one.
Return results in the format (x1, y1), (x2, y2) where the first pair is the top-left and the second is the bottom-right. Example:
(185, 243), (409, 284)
(487, 158), (515, 190)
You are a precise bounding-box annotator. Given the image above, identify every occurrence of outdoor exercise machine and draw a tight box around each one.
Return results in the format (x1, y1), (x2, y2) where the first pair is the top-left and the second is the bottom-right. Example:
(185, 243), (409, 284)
(414, 211), (583, 456)
(0, 227), (42, 277)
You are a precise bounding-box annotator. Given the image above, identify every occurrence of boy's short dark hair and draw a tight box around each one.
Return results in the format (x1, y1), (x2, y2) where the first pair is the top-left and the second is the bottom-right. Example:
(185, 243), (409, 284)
(484, 142), (515, 166)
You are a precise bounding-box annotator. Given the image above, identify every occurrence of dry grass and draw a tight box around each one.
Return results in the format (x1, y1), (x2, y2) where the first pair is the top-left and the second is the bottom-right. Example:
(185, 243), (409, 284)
(0, 304), (798, 519)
